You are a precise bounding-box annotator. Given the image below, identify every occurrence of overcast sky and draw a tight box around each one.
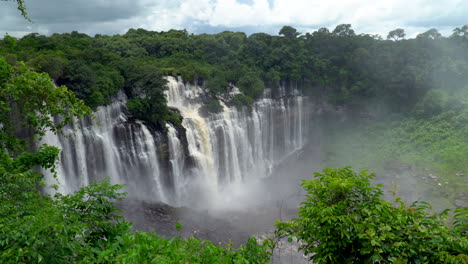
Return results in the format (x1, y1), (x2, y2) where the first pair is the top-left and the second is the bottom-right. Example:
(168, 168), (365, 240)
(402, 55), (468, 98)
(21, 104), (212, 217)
(1, 0), (467, 38)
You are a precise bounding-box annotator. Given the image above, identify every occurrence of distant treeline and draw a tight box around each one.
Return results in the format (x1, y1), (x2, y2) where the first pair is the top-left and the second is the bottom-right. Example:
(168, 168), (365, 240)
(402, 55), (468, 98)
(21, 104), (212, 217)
(1, 24), (467, 125)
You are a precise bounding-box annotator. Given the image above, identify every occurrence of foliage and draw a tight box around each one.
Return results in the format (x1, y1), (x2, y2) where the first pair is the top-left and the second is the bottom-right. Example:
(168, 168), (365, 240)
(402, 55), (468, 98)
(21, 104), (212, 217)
(122, 61), (176, 128)
(387, 28), (406, 41)
(205, 97), (224, 113)
(0, 173), (129, 263)
(276, 167), (468, 264)
(279, 26), (300, 38)
(231, 94), (255, 111)
(205, 74), (228, 94)
(0, 55), (102, 263)
(6, 0), (30, 21)
(236, 72), (265, 99)
(81, 233), (272, 264)
(0, 57), (91, 153)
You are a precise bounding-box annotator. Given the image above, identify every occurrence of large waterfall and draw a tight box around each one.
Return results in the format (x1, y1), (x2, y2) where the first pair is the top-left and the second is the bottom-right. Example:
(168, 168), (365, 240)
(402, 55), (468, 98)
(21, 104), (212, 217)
(43, 77), (311, 206)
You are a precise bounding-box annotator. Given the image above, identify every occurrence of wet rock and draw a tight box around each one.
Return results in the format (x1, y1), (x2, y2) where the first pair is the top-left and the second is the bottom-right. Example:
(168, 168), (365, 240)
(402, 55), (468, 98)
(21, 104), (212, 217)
(454, 193), (468, 208)
(454, 199), (468, 208)
(118, 200), (252, 246)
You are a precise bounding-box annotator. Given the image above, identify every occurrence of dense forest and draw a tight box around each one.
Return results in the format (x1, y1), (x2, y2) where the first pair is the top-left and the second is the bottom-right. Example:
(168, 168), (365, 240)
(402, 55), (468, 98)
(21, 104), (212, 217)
(1, 23), (468, 263)
(1, 24), (467, 123)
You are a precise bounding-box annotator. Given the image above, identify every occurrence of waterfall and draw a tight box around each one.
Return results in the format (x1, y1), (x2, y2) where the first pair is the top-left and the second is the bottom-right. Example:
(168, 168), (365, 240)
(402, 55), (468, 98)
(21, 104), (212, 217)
(42, 94), (169, 203)
(164, 77), (310, 205)
(43, 77), (311, 206)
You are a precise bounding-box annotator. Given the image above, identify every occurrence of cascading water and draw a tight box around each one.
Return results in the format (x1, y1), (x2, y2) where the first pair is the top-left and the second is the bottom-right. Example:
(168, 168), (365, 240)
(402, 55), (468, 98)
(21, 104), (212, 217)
(42, 93), (169, 203)
(43, 77), (311, 206)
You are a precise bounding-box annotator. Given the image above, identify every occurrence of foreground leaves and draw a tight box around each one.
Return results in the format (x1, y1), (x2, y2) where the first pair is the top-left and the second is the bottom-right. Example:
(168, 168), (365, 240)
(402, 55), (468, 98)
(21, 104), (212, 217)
(276, 167), (468, 263)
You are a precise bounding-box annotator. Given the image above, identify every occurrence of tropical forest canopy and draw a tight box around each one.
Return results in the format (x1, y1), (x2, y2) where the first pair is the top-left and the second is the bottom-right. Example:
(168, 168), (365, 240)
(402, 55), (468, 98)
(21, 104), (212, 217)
(1, 24), (467, 123)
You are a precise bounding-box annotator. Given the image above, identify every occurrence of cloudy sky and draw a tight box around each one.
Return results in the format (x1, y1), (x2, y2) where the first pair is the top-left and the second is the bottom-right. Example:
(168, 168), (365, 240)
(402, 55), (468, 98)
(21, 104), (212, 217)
(1, 0), (466, 38)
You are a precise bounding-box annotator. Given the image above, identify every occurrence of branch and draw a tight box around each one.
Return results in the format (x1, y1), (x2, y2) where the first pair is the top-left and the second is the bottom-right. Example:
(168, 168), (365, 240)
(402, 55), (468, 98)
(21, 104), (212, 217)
(1, 0), (32, 21)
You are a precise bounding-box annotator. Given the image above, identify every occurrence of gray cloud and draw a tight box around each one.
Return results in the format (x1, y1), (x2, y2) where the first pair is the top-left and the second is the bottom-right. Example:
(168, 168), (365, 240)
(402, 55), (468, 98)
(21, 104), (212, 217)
(192, 24), (280, 35)
(0, 0), (154, 36)
(0, 0), (467, 38)
(26, 0), (148, 24)
(404, 1), (468, 28)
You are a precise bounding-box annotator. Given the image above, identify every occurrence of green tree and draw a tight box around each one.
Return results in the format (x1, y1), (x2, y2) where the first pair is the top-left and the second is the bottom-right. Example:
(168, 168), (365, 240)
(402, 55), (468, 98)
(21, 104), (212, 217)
(276, 167), (468, 263)
(122, 61), (179, 128)
(2, 34), (17, 51)
(451, 25), (468, 39)
(387, 28), (406, 41)
(59, 60), (96, 105)
(205, 97), (223, 113)
(237, 72), (265, 99)
(0, 58), (91, 152)
(0, 56), (106, 263)
(279, 26), (300, 38)
(30, 54), (66, 80)
(417, 28), (442, 40)
(332, 24), (356, 37)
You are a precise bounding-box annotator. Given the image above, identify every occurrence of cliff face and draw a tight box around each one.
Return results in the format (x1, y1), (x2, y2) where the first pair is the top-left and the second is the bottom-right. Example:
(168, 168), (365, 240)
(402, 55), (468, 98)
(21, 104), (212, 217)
(42, 77), (314, 206)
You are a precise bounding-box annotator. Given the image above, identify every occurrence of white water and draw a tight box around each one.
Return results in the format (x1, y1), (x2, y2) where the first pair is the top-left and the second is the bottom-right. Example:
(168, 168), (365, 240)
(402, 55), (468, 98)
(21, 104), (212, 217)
(43, 77), (311, 206)
(42, 94), (169, 203)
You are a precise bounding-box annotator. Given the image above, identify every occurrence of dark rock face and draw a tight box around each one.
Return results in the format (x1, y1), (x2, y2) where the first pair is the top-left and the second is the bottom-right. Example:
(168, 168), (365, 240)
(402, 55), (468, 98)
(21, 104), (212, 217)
(118, 200), (251, 246)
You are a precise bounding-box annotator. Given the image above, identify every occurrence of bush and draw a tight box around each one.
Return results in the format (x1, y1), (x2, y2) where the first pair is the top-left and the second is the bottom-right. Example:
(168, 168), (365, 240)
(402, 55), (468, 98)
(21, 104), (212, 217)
(231, 94), (255, 111)
(413, 89), (448, 118)
(276, 167), (468, 263)
(205, 74), (228, 94)
(205, 97), (223, 113)
(236, 72), (265, 99)
(82, 232), (272, 264)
